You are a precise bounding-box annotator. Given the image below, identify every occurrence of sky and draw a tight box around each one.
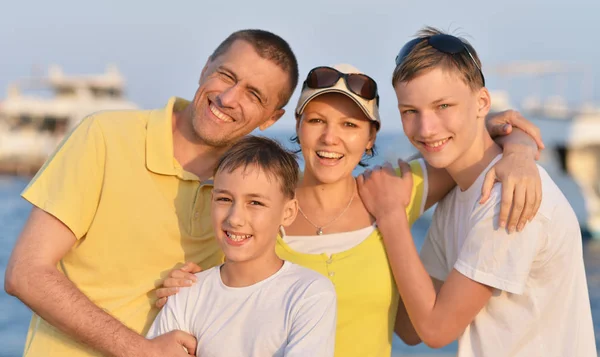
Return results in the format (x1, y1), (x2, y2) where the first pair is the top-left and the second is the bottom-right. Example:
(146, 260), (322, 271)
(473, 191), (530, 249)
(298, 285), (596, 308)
(1, 0), (599, 132)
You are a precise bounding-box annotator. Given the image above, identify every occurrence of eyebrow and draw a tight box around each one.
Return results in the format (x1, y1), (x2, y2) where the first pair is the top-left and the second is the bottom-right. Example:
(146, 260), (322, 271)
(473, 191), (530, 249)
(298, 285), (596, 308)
(220, 65), (266, 105)
(246, 193), (271, 201)
(398, 97), (453, 107)
(302, 110), (368, 123)
(213, 188), (271, 201)
(431, 97), (452, 105)
(212, 188), (231, 195)
(302, 110), (325, 117)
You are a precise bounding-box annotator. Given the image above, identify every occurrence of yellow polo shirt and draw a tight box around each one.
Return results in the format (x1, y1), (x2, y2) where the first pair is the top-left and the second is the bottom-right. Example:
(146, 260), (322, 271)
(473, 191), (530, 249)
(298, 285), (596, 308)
(21, 97), (224, 357)
(276, 160), (427, 357)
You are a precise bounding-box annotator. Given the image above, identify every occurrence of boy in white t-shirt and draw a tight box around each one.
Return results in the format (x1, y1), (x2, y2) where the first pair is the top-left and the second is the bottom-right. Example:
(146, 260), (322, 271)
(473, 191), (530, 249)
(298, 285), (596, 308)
(357, 26), (597, 356)
(147, 136), (337, 357)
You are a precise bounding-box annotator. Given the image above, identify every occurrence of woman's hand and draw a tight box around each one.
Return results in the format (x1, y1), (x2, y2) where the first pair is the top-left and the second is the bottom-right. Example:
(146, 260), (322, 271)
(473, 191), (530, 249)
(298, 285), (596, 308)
(155, 262), (202, 309)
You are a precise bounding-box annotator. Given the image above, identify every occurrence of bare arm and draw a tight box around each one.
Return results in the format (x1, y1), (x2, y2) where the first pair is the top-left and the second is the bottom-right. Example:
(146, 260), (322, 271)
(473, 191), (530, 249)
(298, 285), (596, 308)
(4, 208), (194, 357)
(394, 296), (421, 346)
(359, 163), (493, 348)
(381, 212), (492, 348)
(394, 279), (441, 345)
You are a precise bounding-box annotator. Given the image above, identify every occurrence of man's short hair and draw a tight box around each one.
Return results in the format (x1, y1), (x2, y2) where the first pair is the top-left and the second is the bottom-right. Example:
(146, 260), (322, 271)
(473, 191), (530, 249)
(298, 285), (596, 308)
(392, 26), (484, 91)
(211, 29), (299, 109)
(214, 136), (299, 199)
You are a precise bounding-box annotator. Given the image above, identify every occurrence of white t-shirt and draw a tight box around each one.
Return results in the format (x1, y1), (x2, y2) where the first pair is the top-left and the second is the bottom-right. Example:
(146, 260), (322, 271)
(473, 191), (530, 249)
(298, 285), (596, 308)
(420, 155), (597, 357)
(146, 261), (337, 357)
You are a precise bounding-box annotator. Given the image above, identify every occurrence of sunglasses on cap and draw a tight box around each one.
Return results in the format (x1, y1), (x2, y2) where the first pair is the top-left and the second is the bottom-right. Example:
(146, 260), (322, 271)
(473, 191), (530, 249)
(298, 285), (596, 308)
(395, 34), (486, 86)
(303, 66), (379, 105)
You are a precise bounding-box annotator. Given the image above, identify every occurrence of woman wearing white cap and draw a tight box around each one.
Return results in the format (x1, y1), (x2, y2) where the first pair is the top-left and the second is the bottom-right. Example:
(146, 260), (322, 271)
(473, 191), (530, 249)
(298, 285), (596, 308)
(277, 63), (543, 356)
(158, 64), (543, 357)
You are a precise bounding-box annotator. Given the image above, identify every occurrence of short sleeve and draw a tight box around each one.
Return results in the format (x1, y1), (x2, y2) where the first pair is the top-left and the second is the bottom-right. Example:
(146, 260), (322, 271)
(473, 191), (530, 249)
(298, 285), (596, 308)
(420, 208), (449, 281)
(285, 279), (337, 357)
(146, 299), (185, 339)
(147, 274), (201, 339)
(455, 188), (545, 295)
(398, 159), (428, 226)
(21, 116), (106, 239)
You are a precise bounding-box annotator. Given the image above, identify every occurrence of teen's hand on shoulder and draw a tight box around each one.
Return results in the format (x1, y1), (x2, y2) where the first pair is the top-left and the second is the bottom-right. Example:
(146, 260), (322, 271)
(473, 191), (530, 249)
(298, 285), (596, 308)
(144, 330), (197, 356)
(486, 110), (545, 157)
(155, 262), (202, 309)
(357, 160), (413, 220)
(480, 149), (541, 234)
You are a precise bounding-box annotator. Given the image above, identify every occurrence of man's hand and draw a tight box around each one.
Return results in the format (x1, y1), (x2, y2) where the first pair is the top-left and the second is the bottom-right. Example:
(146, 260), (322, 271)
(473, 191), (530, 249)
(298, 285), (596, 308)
(155, 262), (202, 309)
(357, 160), (413, 220)
(486, 110), (544, 158)
(145, 331), (197, 356)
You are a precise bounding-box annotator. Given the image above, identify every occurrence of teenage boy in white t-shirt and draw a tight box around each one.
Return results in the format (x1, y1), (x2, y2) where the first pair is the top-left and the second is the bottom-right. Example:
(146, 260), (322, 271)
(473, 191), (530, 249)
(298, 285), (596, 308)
(147, 136), (337, 357)
(357, 27), (596, 356)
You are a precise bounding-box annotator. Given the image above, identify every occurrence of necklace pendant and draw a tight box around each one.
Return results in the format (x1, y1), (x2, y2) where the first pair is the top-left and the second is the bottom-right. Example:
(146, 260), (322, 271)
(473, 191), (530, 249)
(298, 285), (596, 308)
(317, 227), (323, 235)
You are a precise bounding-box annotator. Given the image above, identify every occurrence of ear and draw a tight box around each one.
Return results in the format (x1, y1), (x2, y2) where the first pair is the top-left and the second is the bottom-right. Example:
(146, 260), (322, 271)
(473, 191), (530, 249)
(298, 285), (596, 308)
(366, 125), (377, 152)
(280, 198), (298, 227)
(258, 109), (285, 131)
(477, 87), (492, 119)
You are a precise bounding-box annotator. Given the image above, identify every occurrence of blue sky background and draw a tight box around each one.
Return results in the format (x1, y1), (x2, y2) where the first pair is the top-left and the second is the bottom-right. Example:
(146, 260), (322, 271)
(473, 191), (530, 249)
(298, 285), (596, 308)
(1, 0), (598, 132)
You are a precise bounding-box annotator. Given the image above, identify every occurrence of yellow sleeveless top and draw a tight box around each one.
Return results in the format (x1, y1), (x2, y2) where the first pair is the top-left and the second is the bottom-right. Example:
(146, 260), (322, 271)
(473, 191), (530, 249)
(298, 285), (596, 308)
(276, 160), (427, 357)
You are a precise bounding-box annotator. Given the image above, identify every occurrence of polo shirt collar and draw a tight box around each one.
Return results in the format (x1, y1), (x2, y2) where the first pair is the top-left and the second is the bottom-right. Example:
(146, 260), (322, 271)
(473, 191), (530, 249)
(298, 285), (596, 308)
(146, 97), (202, 181)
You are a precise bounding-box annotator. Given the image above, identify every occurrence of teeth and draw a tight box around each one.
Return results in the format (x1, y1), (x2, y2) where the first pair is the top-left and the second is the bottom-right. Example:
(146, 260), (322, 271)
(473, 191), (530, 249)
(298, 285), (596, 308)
(226, 231), (252, 242)
(316, 151), (344, 159)
(210, 104), (234, 122)
(424, 138), (449, 148)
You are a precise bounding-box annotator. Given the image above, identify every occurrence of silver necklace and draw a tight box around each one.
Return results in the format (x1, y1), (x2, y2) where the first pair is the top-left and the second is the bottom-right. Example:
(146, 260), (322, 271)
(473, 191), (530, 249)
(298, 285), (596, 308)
(297, 186), (355, 235)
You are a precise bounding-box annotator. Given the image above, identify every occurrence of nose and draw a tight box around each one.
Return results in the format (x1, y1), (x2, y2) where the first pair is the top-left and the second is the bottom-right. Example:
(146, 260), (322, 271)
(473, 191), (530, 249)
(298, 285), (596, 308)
(226, 202), (246, 228)
(320, 123), (340, 146)
(217, 84), (243, 109)
(416, 111), (440, 139)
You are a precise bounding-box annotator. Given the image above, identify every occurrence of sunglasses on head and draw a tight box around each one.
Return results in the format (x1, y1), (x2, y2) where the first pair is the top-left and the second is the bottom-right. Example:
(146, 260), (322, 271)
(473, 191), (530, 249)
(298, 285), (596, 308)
(303, 66), (379, 105)
(395, 34), (485, 86)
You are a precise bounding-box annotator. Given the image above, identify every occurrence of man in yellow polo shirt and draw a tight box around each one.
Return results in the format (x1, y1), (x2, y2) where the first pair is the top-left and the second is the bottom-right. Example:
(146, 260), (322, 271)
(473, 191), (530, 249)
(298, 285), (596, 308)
(4, 29), (299, 357)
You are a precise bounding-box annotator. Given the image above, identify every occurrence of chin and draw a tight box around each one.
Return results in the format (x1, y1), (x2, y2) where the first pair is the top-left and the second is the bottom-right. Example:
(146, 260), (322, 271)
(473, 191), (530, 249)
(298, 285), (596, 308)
(422, 154), (455, 169)
(224, 254), (252, 264)
(314, 172), (348, 185)
(307, 166), (353, 184)
(222, 249), (254, 264)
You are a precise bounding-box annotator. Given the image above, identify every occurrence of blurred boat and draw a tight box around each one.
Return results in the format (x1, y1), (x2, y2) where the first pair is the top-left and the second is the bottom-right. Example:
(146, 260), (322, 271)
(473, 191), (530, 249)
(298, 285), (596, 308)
(0, 65), (138, 175)
(563, 112), (600, 239)
(490, 61), (600, 238)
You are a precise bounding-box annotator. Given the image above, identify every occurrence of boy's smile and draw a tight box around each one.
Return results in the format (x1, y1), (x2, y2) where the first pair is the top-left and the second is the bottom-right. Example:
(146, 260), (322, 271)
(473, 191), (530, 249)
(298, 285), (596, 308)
(224, 230), (253, 246)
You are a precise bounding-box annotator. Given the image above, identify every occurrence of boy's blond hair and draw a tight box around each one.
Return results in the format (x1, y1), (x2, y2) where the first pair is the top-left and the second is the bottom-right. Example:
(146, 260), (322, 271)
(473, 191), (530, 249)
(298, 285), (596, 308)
(392, 26), (484, 91)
